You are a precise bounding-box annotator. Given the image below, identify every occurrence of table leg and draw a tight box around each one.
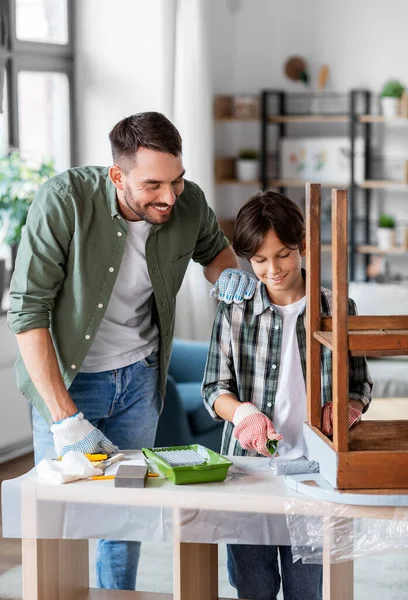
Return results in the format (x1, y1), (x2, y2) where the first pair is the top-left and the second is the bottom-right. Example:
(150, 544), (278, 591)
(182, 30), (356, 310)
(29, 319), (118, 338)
(322, 517), (354, 600)
(22, 538), (89, 600)
(173, 541), (218, 600)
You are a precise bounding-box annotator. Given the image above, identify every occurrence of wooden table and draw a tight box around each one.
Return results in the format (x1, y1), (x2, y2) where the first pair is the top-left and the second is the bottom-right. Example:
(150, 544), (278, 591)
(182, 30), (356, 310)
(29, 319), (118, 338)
(2, 453), (408, 600)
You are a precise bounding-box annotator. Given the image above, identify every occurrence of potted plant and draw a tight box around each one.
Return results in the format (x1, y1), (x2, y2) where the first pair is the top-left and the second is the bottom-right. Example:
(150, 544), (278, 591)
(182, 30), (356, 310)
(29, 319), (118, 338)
(380, 80), (405, 118)
(377, 213), (396, 250)
(236, 148), (259, 182)
(0, 150), (55, 275)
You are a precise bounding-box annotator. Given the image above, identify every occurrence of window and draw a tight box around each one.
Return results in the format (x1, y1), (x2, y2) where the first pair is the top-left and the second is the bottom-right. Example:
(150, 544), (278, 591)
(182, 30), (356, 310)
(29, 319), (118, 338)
(0, 0), (74, 169)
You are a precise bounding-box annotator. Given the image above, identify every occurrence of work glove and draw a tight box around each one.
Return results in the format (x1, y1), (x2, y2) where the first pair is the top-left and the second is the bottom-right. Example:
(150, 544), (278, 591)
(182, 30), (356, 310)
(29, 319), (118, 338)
(51, 411), (119, 457)
(232, 403), (282, 457)
(210, 268), (257, 304)
(321, 401), (362, 436)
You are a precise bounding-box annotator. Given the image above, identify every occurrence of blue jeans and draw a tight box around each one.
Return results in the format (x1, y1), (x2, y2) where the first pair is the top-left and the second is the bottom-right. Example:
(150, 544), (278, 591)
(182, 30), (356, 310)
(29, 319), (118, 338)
(227, 544), (322, 600)
(32, 352), (161, 591)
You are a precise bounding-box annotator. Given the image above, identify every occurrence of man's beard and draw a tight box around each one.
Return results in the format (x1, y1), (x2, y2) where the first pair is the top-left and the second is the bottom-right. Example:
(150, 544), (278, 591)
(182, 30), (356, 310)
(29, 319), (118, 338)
(123, 188), (173, 225)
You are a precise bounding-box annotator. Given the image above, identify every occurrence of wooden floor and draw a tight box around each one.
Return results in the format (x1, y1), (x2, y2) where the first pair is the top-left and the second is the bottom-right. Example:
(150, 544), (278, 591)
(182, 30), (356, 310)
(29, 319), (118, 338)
(0, 452), (33, 575)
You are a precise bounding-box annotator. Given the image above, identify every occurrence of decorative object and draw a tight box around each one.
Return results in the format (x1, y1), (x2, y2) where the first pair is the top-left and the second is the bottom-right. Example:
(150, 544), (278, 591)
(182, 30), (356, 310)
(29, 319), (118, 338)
(281, 137), (364, 184)
(284, 56), (310, 85)
(310, 64), (330, 114)
(380, 80), (405, 118)
(233, 95), (259, 119)
(236, 149), (259, 181)
(377, 214), (396, 250)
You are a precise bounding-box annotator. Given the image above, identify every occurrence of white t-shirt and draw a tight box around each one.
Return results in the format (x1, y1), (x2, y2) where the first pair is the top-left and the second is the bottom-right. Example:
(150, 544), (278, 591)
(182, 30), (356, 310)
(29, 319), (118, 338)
(80, 220), (159, 372)
(271, 296), (306, 459)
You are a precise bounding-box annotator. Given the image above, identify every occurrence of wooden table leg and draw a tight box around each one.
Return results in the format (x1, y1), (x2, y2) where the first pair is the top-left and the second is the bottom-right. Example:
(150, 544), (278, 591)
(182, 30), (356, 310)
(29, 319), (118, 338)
(173, 541), (218, 600)
(322, 517), (354, 600)
(22, 538), (89, 600)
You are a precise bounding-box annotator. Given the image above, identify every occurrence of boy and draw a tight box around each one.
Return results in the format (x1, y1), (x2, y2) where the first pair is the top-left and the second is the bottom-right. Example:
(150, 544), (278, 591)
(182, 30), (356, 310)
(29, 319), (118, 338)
(202, 190), (372, 600)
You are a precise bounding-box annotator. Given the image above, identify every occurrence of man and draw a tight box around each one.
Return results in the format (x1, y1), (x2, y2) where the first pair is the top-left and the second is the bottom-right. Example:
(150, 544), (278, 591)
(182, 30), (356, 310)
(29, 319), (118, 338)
(7, 111), (256, 591)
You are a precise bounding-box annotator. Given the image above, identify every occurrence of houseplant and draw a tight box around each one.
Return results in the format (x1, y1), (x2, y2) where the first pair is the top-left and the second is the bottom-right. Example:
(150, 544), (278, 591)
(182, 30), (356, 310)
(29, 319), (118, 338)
(236, 148), (259, 182)
(377, 213), (396, 250)
(380, 80), (405, 118)
(0, 150), (55, 247)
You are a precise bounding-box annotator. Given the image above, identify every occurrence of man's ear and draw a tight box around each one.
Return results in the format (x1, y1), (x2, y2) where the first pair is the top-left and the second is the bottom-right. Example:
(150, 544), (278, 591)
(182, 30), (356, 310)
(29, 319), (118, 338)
(109, 165), (124, 191)
(300, 239), (306, 257)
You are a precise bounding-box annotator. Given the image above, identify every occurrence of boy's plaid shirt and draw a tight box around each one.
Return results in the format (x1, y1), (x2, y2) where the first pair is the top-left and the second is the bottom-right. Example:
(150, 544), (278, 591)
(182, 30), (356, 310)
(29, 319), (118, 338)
(202, 280), (372, 457)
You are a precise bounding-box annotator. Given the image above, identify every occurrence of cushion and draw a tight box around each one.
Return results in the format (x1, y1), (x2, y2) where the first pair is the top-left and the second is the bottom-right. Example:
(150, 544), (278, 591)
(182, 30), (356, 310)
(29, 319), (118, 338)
(177, 382), (220, 435)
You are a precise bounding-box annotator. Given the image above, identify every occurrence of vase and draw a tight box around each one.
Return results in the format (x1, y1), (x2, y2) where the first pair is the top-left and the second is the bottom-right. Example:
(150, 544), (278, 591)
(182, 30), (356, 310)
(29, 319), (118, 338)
(236, 159), (259, 182)
(377, 227), (396, 250)
(381, 97), (399, 119)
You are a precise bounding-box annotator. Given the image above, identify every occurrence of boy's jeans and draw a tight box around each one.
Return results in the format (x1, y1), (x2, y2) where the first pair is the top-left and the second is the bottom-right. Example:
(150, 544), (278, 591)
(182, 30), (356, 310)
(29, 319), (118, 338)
(227, 543), (322, 600)
(32, 352), (161, 591)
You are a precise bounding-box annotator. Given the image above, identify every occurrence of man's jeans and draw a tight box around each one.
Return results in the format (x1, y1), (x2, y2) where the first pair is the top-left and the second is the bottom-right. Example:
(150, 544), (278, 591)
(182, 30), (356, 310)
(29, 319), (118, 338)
(227, 543), (322, 600)
(32, 352), (161, 591)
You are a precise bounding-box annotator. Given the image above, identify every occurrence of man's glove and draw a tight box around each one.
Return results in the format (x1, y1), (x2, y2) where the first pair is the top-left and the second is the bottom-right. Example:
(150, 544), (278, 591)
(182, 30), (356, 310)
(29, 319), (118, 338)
(321, 402), (362, 436)
(51, 411), (119, 456)
(210, 268), (257, 304)
(232, 403), (282, 457)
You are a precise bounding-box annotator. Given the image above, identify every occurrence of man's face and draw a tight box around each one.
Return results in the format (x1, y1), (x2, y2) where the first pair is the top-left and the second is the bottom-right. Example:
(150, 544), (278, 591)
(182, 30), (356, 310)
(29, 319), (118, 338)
(110, 147), (185, 224)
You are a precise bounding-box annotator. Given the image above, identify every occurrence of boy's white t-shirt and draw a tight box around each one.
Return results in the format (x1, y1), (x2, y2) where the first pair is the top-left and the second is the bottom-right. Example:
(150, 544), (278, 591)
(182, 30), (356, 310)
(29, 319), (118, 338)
(271, 296), (306, 459)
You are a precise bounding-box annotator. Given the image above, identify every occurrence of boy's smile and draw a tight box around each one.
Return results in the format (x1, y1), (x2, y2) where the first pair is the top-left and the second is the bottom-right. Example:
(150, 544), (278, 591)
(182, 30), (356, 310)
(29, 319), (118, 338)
(249, 230), (306, 305)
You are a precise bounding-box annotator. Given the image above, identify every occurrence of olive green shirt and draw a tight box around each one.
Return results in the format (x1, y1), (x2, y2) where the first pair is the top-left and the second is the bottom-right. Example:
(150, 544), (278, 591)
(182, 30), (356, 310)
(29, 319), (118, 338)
(7, 166), (229, 426)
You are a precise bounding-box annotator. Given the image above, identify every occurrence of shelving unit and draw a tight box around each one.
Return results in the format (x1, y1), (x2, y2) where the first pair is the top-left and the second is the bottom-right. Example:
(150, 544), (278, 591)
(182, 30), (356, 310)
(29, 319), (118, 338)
(214, 91), (408, 280)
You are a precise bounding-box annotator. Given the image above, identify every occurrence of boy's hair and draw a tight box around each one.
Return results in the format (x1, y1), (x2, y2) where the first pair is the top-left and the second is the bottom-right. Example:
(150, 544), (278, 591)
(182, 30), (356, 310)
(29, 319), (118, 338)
(233, 190), (305, 259)
(109, 111), (182, 171)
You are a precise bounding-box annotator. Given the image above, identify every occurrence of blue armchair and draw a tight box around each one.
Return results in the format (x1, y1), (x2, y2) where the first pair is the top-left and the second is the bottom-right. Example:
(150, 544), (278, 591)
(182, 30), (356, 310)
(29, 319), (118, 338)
(154, 339), (223, 452)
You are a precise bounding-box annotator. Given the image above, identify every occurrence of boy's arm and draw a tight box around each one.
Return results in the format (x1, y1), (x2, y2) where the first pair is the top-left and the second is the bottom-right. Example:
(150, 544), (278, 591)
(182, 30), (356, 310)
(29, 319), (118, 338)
(348, 298), (373, 413)
(202, 304), (240, 421)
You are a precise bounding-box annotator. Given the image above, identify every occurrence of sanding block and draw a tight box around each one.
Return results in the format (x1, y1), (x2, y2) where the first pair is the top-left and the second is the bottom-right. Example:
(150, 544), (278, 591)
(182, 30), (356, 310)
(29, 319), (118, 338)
(114, 464), (148, 488)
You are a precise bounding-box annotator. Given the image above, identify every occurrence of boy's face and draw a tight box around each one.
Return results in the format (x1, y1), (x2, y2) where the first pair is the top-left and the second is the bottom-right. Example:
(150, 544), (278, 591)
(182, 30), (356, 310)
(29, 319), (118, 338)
(249, 229), (306, 305)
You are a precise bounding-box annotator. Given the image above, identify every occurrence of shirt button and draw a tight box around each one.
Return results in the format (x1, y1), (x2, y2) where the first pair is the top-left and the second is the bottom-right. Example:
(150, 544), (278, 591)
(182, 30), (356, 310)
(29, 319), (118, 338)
(267, 402), (272, 408)
(98, 303), (104, 308)
(152, 268), (156, 275)
(272, 364), (277, 370)
(71, 364), (76, 370)
(109, 267), (114, 272)
(117, 232), (122, 237)
(275, 325), (279, 330)
(85, 335), (91, 340)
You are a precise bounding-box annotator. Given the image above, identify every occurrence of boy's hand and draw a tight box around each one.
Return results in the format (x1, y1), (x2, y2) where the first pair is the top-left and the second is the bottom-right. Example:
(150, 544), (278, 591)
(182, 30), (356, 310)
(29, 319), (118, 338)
(321, 401), (362, 436)
(210, 268), (257, 304)
(232, 403), (282, 457)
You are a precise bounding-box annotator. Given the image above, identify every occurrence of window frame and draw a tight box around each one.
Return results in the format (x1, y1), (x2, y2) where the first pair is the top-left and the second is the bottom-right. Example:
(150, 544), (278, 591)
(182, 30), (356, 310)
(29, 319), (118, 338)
(0, 0), (75, 165)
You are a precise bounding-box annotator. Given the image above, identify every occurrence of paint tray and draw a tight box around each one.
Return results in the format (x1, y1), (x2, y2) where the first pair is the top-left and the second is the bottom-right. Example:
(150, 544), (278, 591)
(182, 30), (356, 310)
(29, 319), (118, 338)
(142, 444), (233, 485)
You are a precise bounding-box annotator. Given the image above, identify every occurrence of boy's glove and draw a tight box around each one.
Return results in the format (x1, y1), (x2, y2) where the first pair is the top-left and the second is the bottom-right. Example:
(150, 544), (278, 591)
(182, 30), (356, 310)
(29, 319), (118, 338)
(321, 402), (362, 436)
(210, 268), (257, 304)
(232, 403), (282, 457)
(51, 412), (119, 456)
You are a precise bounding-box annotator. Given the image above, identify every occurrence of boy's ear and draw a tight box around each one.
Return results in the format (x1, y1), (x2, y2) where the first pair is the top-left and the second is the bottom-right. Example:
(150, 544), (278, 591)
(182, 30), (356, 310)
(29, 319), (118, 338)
(300, 239), (306, 257)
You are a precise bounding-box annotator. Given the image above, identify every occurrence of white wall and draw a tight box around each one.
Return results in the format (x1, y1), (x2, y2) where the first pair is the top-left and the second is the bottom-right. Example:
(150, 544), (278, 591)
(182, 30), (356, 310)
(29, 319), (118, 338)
(75, 0), (176, 166)
(210, 0), (408, 94)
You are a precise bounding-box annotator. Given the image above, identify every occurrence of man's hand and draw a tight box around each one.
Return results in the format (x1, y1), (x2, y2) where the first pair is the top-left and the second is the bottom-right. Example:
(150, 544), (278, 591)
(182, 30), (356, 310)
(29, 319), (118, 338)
(232, 403), (282, 457)
(321, 401), (362, 436)
(51, 412), (119, 456)
(210, 268), (257, 304)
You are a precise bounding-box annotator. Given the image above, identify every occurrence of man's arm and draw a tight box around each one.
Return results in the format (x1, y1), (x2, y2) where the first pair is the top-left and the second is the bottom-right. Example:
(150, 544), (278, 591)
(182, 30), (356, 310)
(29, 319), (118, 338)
(203, 245), (239, 284)
(16, 328), (78, 422)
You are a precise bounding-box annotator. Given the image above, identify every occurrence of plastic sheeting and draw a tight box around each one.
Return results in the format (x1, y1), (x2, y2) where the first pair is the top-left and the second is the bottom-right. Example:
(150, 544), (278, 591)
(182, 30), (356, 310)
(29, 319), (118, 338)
(285, 497), (408, 564)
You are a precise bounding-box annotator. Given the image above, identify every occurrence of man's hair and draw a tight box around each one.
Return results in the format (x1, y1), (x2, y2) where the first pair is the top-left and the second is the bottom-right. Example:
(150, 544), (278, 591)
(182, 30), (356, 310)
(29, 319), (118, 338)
(233, 190), (305, 259)
(109, 111), (182, 170)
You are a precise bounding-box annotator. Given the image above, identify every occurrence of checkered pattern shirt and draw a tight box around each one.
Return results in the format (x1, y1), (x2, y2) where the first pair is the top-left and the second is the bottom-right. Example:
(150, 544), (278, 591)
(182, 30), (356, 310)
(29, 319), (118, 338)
(202, 279), (372, 457)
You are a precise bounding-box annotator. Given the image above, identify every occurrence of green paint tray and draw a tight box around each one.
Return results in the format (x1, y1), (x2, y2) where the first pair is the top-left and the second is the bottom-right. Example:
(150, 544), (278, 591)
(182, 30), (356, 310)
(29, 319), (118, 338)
(142, 444), (233, 485)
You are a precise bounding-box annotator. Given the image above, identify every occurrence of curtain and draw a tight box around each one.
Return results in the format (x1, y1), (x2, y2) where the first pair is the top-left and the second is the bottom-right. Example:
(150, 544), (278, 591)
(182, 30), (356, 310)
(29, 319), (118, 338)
(172, 0), (217, 341)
